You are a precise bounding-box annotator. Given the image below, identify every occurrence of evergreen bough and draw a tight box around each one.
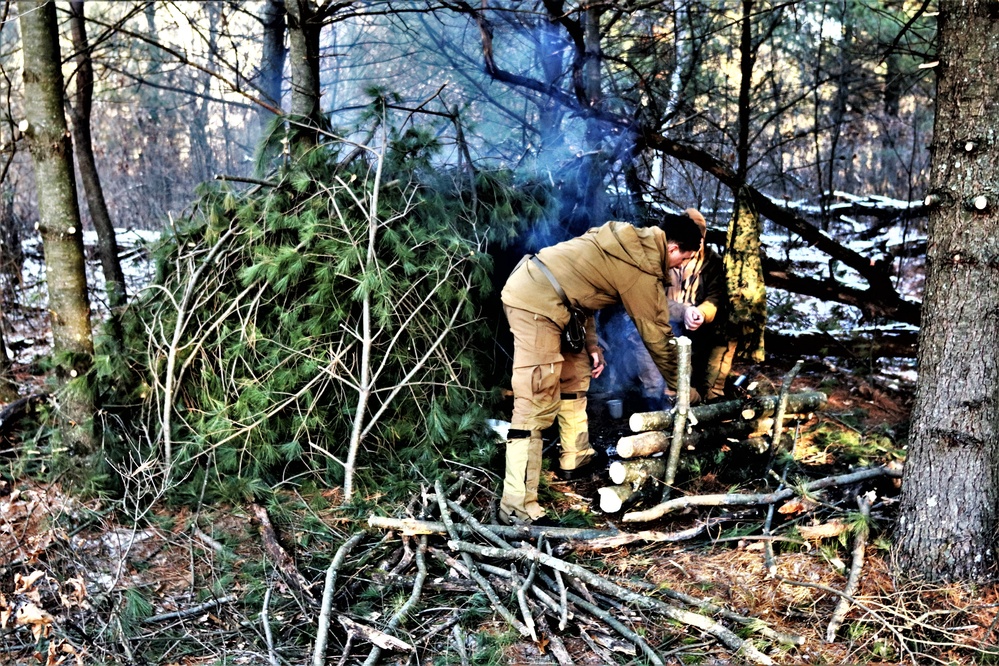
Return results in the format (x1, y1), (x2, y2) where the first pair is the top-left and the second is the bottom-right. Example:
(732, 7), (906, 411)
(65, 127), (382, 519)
(100, 122), (551, 506)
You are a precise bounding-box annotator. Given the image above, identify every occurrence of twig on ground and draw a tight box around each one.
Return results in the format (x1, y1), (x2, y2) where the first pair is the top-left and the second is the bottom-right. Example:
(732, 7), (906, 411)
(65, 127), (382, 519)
(826, 494), (872, 642)
(451, 624), (469, 666)
(261, 586), (279, 666)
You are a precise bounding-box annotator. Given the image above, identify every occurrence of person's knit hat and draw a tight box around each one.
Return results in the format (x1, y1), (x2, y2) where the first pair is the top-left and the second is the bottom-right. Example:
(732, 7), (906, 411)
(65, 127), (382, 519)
(685, 208), (707, 235)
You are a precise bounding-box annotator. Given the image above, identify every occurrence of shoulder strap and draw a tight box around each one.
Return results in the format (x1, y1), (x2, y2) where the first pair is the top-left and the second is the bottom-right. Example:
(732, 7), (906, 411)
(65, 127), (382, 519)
(530, 256), (572, 308)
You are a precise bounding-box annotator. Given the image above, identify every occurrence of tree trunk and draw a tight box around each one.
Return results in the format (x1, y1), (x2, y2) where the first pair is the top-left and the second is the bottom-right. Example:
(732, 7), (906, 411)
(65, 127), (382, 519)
(286, 0), (324, 148)
(68, 1), (127, 327)
(259, 0), (286, 113)
(724, 0), (767, 363)
(18, 0), (96, 454)
(895, 0), (999, 581)
(724, 189), (767, 362)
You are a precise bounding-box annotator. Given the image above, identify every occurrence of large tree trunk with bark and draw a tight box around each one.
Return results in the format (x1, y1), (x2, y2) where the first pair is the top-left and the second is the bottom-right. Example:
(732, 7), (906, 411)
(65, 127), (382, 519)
(68, 1), (127, 325)
(18, 0), (96, 454)
(894, 0), (999, 581)
(723, 0), (766, 363)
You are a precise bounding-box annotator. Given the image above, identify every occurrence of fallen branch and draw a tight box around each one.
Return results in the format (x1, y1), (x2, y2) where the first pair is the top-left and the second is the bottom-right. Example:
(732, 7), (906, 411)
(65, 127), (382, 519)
(339, 616), (413, 652)
(770, 360), (804, 456)
(144, 594), (237, 624)
(432, 481), (531, 637)
(0, 394), (46, 439)
(313, 532), (366, 666)
(623, 464), (902, 523)
(368, 515), (622, 541)
(362, 534), (427, 665)
(252, 503), (315, 601)
(826, 494), (872, 642)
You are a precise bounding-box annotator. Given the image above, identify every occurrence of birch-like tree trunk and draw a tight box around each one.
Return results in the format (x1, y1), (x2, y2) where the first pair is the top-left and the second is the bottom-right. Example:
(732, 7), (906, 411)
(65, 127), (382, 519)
(18, 0), (96, 454)
(894, 0), (999, 581)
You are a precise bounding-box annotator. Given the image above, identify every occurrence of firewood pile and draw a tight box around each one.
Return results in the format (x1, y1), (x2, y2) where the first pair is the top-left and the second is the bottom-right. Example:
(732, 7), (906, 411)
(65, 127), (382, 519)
(356, 478), (796, 666)
(597, 390), (829, 515)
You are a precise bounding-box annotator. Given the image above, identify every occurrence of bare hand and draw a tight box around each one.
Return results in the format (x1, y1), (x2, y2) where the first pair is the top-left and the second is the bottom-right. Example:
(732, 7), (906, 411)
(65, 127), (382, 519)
(684, 306), (704, 331)
(590, 351), (605, 379)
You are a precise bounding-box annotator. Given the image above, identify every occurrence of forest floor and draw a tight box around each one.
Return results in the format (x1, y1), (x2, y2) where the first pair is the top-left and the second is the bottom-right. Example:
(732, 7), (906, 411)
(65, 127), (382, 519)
(4, 355), (999, 666)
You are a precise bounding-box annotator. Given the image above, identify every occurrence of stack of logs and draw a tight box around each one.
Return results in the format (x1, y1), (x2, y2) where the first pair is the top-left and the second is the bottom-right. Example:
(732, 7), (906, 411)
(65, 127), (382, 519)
(597, 391), (828, 513)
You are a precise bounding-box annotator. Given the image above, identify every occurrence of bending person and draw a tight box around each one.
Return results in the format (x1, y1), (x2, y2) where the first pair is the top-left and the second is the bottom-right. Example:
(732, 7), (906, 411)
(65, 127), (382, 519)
(498, 213), (704, 525)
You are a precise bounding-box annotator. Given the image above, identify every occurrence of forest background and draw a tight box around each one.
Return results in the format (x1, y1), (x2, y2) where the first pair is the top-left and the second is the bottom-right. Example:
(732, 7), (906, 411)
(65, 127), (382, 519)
(2, 1), (997, 665)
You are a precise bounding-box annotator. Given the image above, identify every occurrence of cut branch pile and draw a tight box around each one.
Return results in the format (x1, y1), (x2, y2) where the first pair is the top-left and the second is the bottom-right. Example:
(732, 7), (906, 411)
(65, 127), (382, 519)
(339, 479), (794, 665)
(597, 389), (828, 514)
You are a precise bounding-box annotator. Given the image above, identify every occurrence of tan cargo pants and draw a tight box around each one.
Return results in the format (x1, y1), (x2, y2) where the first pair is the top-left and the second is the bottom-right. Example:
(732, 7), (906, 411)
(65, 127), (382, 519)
(501, 305), (596, 522)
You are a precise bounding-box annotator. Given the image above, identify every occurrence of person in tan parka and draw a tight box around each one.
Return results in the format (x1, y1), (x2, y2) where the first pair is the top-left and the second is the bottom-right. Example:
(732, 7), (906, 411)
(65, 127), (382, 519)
(499, 212), (705, 525)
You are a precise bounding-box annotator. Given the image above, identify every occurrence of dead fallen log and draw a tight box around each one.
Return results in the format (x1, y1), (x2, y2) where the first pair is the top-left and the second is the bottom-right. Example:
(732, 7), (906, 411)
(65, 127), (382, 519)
(0, 393), (46, 439)
(766, 329), (917, 359)
(629, 391), (827, 433)
(622, 464), (902, 523)
(252, 503), (315, 602)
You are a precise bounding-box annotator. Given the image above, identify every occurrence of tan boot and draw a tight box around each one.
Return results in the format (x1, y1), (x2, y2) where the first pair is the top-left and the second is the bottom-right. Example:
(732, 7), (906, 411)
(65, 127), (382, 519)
(556, 394), (596, 476)
(500, 431), (546, 522)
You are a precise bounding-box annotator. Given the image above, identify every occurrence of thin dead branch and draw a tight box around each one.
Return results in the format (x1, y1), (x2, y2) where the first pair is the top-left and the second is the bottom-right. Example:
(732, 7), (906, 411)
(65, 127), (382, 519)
(623, 464), (903, 523)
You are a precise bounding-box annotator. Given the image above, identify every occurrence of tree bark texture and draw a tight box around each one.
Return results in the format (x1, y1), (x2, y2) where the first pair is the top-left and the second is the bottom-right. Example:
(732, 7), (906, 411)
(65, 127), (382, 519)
(895, 0), (999, 581)
(18, 0), (96, 453)
(259, 0), (287, 111)
(68, 1), (127, 317)
(286, 0), (324, 147)
(724, 188), (767, 362)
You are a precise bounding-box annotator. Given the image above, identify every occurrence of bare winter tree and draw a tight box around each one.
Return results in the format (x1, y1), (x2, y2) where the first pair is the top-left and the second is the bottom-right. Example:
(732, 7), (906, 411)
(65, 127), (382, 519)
(894, 0), (999, 581)
(17, 0), (95, 454)
(67, 0), (127, 332)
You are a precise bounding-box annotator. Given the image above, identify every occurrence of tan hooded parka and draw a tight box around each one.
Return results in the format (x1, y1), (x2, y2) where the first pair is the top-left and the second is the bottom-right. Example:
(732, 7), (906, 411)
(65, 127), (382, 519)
(502, 221), (679, 388)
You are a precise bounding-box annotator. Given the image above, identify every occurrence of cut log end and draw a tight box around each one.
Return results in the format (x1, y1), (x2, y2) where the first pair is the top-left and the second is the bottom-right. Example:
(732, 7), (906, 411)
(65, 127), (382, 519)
(597, 485), (633, 513)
